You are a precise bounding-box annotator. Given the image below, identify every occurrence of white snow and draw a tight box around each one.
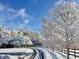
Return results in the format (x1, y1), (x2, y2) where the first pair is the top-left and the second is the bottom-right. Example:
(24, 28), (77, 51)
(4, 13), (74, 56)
(0, 48), (79, 59)
(0, 48), (33, 59)
(0, 48), (33, 53)
(36, 48), (79, 59)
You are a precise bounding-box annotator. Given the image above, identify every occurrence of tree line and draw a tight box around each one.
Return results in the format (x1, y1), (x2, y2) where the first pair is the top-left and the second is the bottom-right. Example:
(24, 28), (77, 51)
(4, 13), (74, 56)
(0, 26), (43, 48)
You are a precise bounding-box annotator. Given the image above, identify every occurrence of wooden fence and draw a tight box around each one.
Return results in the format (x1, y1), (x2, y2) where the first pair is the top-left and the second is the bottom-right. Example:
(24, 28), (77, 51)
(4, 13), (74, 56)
(64, 49), (79, 58)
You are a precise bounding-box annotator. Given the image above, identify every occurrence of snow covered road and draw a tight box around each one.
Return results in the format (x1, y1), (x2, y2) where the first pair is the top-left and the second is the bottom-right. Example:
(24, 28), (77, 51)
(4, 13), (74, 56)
(30, 48), (79, 59)
(0, 48), (79, 59)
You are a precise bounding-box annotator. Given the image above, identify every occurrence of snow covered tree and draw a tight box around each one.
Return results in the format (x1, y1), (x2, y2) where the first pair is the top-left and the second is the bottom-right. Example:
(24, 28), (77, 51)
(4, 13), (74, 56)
(9, 29), (32, 47)
(26, 31), (43, 46)
(41, 0), (79, 59)
(0, 26), (9, 47)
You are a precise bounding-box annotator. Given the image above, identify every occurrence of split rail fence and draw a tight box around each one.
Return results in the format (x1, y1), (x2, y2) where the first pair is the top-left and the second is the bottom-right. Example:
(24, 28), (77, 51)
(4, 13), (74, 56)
(64, 49), (79, 58)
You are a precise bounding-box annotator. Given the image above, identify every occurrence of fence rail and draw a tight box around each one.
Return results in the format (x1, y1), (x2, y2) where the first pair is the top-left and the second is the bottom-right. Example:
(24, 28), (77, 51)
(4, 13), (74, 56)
(64, 49), (79, 58)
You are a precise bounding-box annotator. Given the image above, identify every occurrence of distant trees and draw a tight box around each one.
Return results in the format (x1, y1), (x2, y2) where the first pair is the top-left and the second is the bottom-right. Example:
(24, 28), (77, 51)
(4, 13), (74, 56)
(9, 29), (33, 47)
(0, 26), (9, 47)
(41, 0), (79, 59)
(0, 26), (43, 48)
(25, 31), (43, 46)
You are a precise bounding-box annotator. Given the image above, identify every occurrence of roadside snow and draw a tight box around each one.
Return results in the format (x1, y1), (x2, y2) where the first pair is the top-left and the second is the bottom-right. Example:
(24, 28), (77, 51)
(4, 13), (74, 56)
(38, 48), (79, 59)
(0, 48), (33, 59)
(0, 48), (79, 59)
(0, 48), (33, 53)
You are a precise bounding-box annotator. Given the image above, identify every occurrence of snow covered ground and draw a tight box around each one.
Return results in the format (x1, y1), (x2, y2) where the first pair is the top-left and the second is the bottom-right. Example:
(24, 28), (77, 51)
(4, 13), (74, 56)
(0, 48), (79, 59)
(35, 48), (79, 59)
(0, 48), (33, 53)
(0, 48), (33, 59)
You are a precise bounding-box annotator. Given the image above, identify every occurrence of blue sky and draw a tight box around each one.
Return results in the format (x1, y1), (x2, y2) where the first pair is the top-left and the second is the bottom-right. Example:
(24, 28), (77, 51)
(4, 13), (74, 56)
(0, 0), (78, 31)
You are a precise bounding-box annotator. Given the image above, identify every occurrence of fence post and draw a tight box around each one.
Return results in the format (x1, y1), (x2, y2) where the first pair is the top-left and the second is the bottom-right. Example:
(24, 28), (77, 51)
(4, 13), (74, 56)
(74, 49), (76, 59)
(67, 48), (70, 59)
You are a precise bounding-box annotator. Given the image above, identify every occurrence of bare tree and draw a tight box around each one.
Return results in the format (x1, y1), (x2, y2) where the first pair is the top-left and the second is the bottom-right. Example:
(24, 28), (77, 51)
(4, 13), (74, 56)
(41, 0), (79, 59)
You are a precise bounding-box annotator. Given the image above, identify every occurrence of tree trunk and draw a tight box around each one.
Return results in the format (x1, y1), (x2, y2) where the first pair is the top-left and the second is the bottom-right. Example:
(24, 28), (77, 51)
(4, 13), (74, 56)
(67, 48), (70, 59)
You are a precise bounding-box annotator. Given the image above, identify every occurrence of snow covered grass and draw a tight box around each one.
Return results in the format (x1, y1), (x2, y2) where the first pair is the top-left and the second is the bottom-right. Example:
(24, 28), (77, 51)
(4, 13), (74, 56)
(56, 51), (79, 59)
(0, 47), (79, 59)
(0, 48), (33, 53)
(38, 47), (79, 59)
(0, 48), (33, 59)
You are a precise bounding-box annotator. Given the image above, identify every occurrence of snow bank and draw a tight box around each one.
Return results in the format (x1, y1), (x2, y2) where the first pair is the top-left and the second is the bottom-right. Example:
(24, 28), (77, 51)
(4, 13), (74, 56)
(0, 48), (33, 53)
(0, 48), (33, 59)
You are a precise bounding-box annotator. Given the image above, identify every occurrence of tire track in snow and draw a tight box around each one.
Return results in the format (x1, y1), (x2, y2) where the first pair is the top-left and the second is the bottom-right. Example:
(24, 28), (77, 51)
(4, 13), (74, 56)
(37, 49), (45, 59)
(30, 49), (37, 59)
